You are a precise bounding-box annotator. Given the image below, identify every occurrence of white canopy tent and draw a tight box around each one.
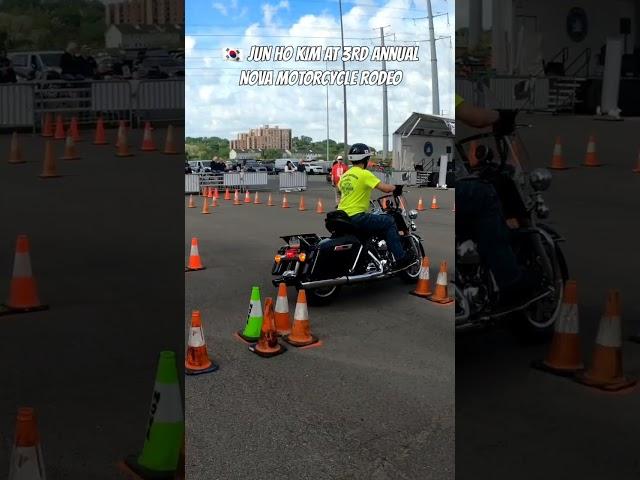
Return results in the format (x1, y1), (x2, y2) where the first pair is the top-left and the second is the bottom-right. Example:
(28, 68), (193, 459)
(392, 112), (455, 171)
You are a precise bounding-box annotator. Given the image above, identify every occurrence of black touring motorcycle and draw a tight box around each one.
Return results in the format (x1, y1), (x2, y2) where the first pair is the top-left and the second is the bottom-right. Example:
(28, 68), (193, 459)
(271, 188), (425, 305)
(455, 118), (569, 338)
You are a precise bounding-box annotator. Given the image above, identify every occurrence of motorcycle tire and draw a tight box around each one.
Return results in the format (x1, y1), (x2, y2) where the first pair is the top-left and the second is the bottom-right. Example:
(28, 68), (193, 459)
(300, 285), (342, 306)
(399, 237), (425, 284)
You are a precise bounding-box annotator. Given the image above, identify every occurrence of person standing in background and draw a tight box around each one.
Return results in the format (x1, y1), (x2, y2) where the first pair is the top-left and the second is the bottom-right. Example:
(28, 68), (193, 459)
(331, 155), (348, 207)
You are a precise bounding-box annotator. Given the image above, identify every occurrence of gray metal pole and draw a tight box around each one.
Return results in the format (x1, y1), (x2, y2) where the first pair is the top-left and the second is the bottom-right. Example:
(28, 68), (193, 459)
(380, 27), (388, 163)
(427, 0), (440, 115)
(339, 0), (348, 160)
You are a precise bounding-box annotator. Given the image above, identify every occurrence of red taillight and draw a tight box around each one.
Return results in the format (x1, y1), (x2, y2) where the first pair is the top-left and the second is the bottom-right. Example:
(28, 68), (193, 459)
(286, 250), (296, 259)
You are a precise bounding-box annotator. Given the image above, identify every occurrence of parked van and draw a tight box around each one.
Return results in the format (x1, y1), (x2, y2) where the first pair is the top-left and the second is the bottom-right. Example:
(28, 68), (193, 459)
(274, 158), (298, 172)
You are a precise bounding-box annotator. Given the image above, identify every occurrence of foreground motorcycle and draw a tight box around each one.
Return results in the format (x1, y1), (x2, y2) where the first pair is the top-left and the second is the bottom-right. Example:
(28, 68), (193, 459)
(271, 189), (425, 305)
(455, 122), (568, 338)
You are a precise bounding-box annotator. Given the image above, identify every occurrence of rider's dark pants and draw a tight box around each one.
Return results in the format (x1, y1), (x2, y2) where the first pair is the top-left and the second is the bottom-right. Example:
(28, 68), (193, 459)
(456, 180), (520, 288)
(349, 212), (405, 261)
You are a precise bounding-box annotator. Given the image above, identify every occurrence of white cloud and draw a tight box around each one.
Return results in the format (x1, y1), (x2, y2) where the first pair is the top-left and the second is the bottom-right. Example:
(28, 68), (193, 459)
(186, 0), (454, 149)
(212, 3), (228, 16)
(262, 0), (290, 27)
(185, 36), (196, 56)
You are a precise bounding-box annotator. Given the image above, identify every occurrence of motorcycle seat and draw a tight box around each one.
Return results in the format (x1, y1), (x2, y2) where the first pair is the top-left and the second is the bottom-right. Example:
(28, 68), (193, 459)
(325, 210), (359, 236)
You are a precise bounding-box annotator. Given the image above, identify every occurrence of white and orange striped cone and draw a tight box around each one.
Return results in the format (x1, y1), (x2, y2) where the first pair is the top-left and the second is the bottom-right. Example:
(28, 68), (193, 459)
(53, 114), (65, 140)
(267, 193), (275, 206)
(549, 136), (569, 170)
(575, 290), (637, 391)
(298, 195), (307, 211)
(9, 407), (46, 480)
(1, 235), (49, 316)
(185, 237), (205, 272)
(60, 134), (80, 160)
(430, 195), (439, 210)
(115, 128), (134, 157)
(583, 134), (601, 167)
(163, 125), (178, 155)
(281, 194), (290, 208)
(8, 132), (25, 164)
(39, 140), (61, 178)
(244, 190), (251, 203)
(115, 120), (126, 148)
(140, 121), (157, 151)
(207, 188), (213, 199)
(316, 199), (324, 214)
(283, 290), (320, 347)
(201, 196), (210, 214)
(428, 261), (453, 304)
(274, 282), (291, 335)
(214, 188), (220, 199)
(233, 189), (242, 205)
(253, 191), (262, 204)
(187, 195), (195, 208)
(409, 257), (432, 298)
(531, 280), (584, 376)
(93, 116), (108, 145)
(224, 188), (231, 201)
(416, 196), (426, 211)
(210, 196), (218, 208)
(185, 310), (218, 375)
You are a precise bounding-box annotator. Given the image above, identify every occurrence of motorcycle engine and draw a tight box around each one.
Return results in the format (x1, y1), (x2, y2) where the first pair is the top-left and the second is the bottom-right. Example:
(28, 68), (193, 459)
(456, 239), (489, 315)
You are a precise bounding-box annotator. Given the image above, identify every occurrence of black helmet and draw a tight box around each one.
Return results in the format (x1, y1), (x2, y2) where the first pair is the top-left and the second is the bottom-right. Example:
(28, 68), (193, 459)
(348, 143), (371, 164)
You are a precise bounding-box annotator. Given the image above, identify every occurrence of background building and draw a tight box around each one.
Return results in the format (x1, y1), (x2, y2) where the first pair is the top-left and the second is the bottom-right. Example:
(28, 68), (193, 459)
(105, 23), (183, 48)
(105, 0), (185, 26)
(230, 125), (292, 151)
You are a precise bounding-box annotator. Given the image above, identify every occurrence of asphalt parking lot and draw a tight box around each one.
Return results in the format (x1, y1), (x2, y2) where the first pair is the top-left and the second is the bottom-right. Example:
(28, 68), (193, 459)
(185, 176), (455, 479)
(457, 115), (640, 480)
(0, 126), (184, 479)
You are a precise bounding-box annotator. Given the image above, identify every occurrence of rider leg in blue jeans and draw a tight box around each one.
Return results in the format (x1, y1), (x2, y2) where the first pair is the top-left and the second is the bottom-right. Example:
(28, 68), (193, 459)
(349, 212), (405, 264)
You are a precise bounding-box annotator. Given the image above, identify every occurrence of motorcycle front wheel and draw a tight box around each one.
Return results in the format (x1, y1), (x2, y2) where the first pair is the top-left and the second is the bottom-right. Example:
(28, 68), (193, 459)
(400, 236), (425, 284)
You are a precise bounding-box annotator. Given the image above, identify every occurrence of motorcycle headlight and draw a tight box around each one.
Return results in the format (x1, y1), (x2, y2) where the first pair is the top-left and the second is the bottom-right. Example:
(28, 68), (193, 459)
(529, 168), (552, 192)
(408, 209), (418, 220)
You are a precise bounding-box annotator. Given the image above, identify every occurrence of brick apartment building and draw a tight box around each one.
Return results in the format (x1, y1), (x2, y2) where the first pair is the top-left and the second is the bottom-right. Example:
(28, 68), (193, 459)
(230, 125), (292, 151)
(104, 0), (185, 26)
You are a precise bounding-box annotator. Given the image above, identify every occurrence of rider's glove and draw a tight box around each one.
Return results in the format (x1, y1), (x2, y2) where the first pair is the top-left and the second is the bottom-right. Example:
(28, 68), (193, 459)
(393, 184), (403, 196)
(493, 109), (517, 136)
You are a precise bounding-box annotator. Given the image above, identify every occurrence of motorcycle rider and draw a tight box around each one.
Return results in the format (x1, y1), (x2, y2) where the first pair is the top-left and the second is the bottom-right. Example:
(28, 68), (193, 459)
(455, 95), (540, 306)
(337, 143), (411, 270)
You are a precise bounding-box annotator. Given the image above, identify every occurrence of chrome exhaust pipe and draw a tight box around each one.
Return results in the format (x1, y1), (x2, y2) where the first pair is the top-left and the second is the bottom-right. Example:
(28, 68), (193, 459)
(300, 269), (388, 289)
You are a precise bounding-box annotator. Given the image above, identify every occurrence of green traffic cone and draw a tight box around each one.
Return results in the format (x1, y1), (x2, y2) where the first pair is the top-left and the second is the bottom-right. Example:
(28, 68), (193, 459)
(237, 286), (263, 343)
(121, 351), (184, 479)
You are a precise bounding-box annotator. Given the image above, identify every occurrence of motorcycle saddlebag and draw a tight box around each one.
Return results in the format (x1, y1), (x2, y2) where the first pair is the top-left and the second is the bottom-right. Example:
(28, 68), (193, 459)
(311, 235), (362, 280)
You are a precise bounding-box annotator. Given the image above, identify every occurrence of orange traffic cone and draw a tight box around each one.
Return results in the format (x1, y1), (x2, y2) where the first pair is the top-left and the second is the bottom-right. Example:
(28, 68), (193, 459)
(410, 257), (432, 298)
(185, 237), (205, 272)
(93, 116), (108, 145)
(69, 116), (81, 142)
(9, 407), (46, 480)
(0, 235), (49, 315)
(41, 112), (53, 137)
(430, 195), (439, 210)
(224, 187), (231, 201)
(428, 261), (453, 304)
(233, 189), (242, 205)
(115, 120), (126, 147)
(549, 136), (569, 170)
(416, 196), (426, 211)
(249, 298), (286, 357)
(316, 199), (324, 214)
(244, 190), (251, 203)
(187, 195), (195, 208)
(163, 125), (178, 154)
(298, 195), (307, 211)
(39, 140), (61, 178)
(253, 191), (262, 204)
(575, 290), (637, 391)
(283, 290), (320, 347)
(632, 149), (640, 173)
(214, 188), (220, 199)
(140, 121), (157, 151)
(54, 114), (65, 140)
(201, 196), (210, 214)
(532, 280), (584, 376)
(185, 310), (219, 375)
(267, 193), (275, 206)
(116, 128), (134, 157)
(60, 134), (80, 160)
(282, 194), (290, 208)
(583, 134), (601, 167)
(274, 282), (291, 335)
(210, 196), (218, 208)
(8, 132), (25, 164)
(207, 188), (213, 198)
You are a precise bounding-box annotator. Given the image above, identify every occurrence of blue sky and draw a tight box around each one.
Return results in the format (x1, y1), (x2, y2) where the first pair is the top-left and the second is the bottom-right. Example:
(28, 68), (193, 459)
(185, 0), (455, 149)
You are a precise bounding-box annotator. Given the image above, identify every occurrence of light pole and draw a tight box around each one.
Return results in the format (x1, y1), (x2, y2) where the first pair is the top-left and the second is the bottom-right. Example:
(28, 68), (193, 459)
(427, 0), (440, 115)
(339, 0), (348, 160)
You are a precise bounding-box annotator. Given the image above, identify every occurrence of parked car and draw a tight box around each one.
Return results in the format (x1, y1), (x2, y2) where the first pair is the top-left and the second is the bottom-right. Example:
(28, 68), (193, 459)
(7, 51), (64, 80)
(305, 163), (325, 175)
(188, 160), (212, 173)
